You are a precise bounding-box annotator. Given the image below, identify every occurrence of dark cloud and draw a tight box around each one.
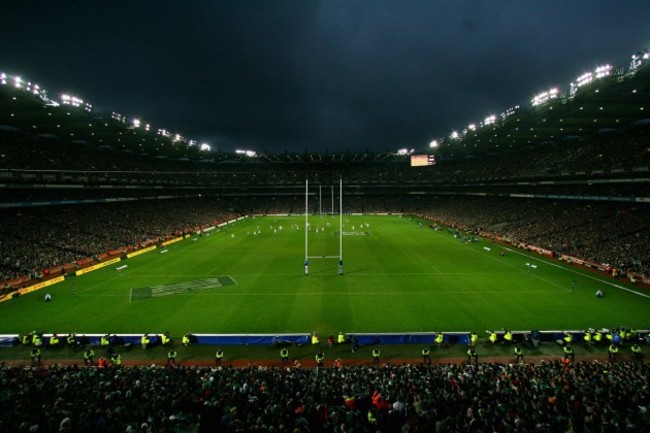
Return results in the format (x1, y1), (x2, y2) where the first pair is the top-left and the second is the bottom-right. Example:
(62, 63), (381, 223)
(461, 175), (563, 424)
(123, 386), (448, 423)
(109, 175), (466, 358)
(1, 1), (648, 153)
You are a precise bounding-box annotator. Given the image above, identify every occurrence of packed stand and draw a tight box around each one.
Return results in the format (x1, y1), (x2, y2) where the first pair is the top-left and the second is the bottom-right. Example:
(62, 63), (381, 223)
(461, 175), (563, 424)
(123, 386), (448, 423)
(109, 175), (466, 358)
(0, 361), (648, 432)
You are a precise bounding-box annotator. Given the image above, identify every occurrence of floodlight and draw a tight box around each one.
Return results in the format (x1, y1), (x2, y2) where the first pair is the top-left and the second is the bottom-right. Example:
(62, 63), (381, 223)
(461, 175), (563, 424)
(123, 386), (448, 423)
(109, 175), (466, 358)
(429, 140), (439, 148)
(450, 131), (459, 139)
(199, 143), (211, 151)
(133, 119), (141, 128)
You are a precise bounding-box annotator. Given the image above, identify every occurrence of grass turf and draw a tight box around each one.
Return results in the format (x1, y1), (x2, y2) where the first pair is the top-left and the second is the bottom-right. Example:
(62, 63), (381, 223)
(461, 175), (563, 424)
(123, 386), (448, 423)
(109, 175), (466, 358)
(1, 215), (648, 339)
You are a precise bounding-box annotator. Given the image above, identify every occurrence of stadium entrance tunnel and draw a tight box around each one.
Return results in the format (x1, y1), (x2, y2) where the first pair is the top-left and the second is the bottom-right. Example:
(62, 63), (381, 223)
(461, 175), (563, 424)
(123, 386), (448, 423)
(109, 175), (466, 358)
(2, 330), (648, 348)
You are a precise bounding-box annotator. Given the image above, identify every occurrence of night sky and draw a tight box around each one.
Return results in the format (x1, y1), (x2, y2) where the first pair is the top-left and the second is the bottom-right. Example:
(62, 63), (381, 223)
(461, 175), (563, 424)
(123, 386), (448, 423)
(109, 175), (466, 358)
(1, 1), (648, 153)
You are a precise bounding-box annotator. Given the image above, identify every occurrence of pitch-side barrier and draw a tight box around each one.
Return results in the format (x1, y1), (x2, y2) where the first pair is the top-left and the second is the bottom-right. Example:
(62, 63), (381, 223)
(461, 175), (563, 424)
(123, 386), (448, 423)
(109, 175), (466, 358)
(1, 330), (647, 348)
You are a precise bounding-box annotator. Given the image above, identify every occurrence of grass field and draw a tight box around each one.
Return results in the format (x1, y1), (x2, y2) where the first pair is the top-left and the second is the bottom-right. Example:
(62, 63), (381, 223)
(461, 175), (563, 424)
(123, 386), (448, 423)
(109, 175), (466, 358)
(1, 215), (648, 338)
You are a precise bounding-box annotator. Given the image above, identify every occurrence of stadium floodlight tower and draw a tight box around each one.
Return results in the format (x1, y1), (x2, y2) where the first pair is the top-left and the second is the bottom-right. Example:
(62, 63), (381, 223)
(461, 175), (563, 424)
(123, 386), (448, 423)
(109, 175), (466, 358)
(304, 178), (343, 275)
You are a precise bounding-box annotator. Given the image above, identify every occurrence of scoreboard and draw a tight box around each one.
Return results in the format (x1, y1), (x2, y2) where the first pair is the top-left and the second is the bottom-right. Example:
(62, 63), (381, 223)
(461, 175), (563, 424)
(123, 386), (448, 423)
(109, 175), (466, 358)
(410, 154), (436, 167)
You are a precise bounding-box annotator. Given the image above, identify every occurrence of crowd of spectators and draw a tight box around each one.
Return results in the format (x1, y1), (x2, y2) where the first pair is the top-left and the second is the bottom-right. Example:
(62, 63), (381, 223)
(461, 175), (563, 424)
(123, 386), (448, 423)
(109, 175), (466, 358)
(416, 196), (650, 276)
(0, 199), (238, 284)
(0, 360), (648, 433)
(1, 125), (649, 188)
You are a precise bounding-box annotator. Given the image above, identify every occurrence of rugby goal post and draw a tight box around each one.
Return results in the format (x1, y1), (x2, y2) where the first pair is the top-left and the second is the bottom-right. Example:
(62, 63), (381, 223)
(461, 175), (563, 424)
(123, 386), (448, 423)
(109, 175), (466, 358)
(304, 178), (343, 276)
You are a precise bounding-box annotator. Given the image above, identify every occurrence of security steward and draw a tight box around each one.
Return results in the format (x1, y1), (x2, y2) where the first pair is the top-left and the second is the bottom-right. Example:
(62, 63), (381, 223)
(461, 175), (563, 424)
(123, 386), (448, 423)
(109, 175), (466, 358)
(337, 332), (346, 344)
(503, 330), (513, 345)
(563, 344), (575, 362)
(422, 346), (431, 365)
(469, 331), (478, 347)
(514, 344), (524, 362)
(141, 334), (151, 350)
(167, 348), (177, 366)
(280, 347), (289, 364)
(315, 351), (325, 368)
(161, 332), (172, 346)
(372, 347), (381, 364)
(466, 346), (478, 364)
(631, 343), (643, 361)
(32, 333), (43, 347)
(83, 347), (95, 365)
(435, 332), (444, 348)
(49, 333), (60, 347)
(31, 347), (41, 365)
(608, 343), (619, 361)
(215, 348), (224, 365)
(111, 352), (122, 367)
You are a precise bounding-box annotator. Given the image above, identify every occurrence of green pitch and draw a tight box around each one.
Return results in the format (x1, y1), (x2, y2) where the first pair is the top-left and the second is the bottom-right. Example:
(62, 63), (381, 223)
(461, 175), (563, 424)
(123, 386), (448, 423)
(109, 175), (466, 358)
(1, 215), (648, 337)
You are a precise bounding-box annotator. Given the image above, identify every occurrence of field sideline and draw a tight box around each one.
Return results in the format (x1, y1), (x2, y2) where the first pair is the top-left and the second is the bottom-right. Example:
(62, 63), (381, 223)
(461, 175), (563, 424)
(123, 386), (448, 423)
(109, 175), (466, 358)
(1, 215), (648, 337)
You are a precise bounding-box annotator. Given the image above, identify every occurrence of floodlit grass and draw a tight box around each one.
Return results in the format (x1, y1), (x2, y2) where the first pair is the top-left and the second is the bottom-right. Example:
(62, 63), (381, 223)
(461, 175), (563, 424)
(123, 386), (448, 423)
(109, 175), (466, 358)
(1, 215), (648, 338)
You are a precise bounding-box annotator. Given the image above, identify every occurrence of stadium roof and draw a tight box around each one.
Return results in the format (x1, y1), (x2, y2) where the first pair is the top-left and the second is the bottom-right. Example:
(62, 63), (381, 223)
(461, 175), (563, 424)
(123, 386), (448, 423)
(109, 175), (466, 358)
(1, 59), (649, 163)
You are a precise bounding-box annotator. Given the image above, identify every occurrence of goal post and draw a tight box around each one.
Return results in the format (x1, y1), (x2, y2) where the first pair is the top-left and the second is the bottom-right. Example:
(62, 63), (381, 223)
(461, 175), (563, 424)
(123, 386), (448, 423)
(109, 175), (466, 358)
(304, 178), (343, 275)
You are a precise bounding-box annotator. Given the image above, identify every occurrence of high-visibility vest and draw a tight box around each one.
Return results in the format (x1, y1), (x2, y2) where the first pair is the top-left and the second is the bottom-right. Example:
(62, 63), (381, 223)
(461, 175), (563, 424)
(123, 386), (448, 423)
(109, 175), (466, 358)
(84, 350), (94, 359)
(422, 348), (430, 356)
(281, 348), (289, 358)
(337, 333), (345, 344)
(216, 350), (224, 359)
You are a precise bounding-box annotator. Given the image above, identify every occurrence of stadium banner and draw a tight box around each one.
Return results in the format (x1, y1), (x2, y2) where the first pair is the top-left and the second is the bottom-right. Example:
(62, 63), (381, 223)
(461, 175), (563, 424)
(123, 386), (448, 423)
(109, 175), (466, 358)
(518, 243), (553, 257)
(560, 255), (609, 272)
(0, 335), (18, 347)
(75, 257), (122, 276)
(126, 245), (157, 259)
(161, 237), (183, 246)
(0, 275), (66, 303)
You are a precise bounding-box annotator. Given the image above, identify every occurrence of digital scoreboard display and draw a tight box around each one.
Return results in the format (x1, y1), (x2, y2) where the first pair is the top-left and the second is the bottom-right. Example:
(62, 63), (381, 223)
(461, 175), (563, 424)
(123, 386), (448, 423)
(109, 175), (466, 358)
(410, 154), (436, 167)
